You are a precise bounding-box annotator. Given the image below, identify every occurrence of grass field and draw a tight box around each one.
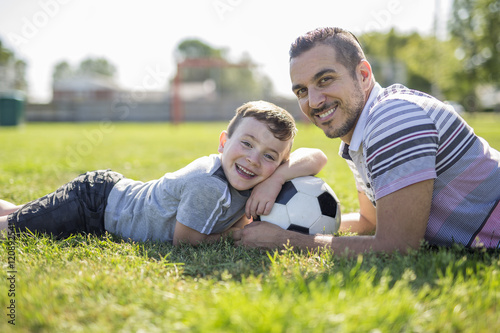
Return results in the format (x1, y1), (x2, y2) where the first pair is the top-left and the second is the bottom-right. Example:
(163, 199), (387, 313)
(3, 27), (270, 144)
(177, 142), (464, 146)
(1, 114), (499, 332)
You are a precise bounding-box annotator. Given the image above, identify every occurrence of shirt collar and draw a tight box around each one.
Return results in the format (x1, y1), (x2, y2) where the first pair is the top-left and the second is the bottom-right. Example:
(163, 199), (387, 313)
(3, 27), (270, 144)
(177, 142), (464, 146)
(346, 82), (382, 153)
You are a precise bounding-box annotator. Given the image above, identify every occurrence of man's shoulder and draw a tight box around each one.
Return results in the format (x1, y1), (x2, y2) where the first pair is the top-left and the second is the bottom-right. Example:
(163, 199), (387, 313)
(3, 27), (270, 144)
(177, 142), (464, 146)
(363, 84), (440, 149)
(367, 84), (439, 124)
(376, 84), (431, 101)
(372, 84), (443, 113)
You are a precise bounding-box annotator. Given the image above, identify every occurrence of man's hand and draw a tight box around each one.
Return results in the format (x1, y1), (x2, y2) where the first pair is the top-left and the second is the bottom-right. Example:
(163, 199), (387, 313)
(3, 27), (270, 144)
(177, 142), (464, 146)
(233, 180), (434, 256)
(232, 221), (301, 248)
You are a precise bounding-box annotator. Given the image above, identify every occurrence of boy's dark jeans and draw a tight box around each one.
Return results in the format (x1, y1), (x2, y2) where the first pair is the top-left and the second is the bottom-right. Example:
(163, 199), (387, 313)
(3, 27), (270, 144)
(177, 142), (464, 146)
(8, 170), (124, 238)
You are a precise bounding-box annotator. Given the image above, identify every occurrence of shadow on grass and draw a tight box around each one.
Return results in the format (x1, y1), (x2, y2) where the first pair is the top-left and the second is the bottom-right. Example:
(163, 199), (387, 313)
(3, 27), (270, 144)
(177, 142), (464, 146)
(94, 233), (500, 290)
(6, 230), (500, 289)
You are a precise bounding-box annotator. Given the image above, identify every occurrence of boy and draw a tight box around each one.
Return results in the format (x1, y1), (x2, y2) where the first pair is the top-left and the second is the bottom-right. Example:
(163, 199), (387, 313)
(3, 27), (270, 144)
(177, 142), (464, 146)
(1, 101), (327, 245)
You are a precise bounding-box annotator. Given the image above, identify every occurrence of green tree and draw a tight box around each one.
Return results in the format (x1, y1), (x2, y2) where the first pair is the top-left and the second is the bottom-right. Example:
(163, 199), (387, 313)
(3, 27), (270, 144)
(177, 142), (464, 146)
(52, 61), (73, 81)
(52, 57), (117, 81)
(175, 39), (222, 83)
(176, 39), (224, 60)
(0, 39), (14, 65)
(78, 57), (116, 77)
(360, 30), (464, 104)
(13, 59), (27, 91)
(174, 38), (273, 98)
(0, 39), (27, 91)
(449, 0), (500, 109)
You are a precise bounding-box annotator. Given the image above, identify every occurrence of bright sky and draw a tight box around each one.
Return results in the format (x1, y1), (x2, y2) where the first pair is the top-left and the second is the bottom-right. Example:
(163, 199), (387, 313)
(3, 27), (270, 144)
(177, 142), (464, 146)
(0, 0), (453, 103)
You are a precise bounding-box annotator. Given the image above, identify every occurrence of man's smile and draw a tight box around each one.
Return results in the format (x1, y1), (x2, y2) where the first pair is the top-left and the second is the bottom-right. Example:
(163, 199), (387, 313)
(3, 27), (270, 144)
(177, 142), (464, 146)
(314, 103), (338, 122)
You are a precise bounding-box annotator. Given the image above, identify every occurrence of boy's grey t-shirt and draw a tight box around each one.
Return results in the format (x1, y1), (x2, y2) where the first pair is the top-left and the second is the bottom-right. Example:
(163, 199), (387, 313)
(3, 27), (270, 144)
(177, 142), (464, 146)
(104, 154), (250, 242)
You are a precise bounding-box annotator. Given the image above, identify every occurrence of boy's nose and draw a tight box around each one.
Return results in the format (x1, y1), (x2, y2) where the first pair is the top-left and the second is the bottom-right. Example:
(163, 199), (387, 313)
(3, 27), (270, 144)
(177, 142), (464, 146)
(246, 151), (259, 166)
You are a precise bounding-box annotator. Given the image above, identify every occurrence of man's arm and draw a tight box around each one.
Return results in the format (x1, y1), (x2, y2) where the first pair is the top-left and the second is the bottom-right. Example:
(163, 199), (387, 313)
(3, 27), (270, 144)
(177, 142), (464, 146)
(245, 148), (327, 218)
(338, 190), (376, 235)
(172, 215), (251, 246)
(233, 179), (434, 255)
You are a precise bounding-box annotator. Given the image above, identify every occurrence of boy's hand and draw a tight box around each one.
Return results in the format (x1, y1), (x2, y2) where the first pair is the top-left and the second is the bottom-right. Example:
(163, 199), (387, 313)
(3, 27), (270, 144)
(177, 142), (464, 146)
(245, 148), (328, 220)
(245, 176), (283, 219)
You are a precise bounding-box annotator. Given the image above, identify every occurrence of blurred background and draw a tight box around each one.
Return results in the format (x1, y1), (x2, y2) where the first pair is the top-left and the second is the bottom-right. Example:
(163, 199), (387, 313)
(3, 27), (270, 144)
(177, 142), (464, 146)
(0, 0), (499, 124)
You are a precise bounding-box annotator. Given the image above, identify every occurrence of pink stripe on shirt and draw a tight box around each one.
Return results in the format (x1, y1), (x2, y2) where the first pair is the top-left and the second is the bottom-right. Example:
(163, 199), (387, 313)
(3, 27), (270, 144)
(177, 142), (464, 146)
(367, 131), (438, 165)
(427, 153), (498, 238)
(471, 203), (500, 248)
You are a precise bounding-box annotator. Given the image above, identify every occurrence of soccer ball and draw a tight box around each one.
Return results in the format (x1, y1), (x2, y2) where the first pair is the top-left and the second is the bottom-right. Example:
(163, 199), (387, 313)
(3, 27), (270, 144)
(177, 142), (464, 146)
(259, 176), (341, 235)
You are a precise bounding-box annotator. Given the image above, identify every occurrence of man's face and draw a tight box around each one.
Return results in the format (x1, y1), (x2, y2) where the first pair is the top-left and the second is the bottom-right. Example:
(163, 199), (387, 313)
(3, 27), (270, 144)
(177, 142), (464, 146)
(218, 117), (291, 191)
(290, 44), (366, 142)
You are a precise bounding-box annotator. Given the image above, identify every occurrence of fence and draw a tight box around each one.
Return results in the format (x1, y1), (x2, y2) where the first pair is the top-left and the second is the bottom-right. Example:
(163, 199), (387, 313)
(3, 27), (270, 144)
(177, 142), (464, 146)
(25, 97), (305, 123)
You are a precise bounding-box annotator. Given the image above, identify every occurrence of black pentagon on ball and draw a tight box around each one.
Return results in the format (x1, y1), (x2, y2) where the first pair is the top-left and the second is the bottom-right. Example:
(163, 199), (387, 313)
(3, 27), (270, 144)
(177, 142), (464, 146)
(318, 192), (338, 218)
(274, 181), (297, 205)
(287, 224), (309, 234)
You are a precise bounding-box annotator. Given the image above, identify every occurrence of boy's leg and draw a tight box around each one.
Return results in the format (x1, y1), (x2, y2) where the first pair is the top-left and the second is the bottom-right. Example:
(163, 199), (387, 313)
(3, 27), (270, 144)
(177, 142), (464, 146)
(7, 170), (124, 238)
(0, 199), (22, 216)
(0, 215), (10, 238)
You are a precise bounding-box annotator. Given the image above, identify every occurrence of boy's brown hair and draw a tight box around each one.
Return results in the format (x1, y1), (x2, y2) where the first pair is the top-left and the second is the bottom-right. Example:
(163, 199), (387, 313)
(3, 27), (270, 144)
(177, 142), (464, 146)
(227, 101), (297, 143)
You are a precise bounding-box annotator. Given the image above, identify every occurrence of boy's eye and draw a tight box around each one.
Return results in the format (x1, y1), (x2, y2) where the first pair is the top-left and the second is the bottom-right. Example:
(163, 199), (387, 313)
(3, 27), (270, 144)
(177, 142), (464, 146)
(242, 141), (252, 148)
(264, 153), (276, 161)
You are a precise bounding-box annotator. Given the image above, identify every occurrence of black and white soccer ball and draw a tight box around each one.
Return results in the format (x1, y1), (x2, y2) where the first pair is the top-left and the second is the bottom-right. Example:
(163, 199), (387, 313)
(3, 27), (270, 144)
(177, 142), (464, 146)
(259, 176), (341, 235)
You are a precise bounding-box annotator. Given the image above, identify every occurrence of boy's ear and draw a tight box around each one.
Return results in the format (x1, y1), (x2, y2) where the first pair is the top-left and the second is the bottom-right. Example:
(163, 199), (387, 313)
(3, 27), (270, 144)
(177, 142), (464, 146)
(218, 131), (228, 153)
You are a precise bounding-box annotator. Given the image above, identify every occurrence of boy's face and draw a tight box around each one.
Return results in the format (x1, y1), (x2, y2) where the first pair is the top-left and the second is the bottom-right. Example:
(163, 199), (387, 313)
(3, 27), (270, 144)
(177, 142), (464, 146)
(218, 117), (291, 191)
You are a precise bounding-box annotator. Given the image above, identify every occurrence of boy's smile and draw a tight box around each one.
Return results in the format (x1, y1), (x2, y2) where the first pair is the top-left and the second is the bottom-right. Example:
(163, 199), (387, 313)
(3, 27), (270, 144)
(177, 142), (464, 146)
(218, 117), (291, 191)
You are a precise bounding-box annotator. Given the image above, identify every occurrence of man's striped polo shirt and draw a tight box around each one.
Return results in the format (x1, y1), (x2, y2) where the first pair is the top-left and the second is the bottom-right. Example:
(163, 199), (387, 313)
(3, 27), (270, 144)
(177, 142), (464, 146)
(340, 83), (500, 248)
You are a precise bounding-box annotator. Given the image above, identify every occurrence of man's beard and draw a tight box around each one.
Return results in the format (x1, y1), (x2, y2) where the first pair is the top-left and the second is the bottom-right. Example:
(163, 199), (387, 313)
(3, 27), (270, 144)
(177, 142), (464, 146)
(320, 85), (365, 139)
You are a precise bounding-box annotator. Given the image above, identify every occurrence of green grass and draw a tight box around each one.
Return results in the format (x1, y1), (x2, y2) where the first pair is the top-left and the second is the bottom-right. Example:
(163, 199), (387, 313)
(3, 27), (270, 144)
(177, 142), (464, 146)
(1, 115), (499, 332)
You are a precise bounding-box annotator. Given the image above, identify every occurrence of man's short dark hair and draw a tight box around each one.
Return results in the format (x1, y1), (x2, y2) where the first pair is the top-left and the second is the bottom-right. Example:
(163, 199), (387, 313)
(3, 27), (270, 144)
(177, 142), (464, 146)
(289, 27), (366, 77)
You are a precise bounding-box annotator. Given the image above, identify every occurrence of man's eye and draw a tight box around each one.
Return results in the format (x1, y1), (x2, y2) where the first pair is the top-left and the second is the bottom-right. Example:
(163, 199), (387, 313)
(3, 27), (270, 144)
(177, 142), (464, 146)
(319, 77), (332, 85)
(296, 88), (307, 98)
(242, 141), (252, 147)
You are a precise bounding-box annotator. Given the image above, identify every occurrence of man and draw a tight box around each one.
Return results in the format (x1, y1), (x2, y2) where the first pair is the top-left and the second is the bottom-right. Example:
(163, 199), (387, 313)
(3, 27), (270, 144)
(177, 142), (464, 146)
(234, 27), (500, 255)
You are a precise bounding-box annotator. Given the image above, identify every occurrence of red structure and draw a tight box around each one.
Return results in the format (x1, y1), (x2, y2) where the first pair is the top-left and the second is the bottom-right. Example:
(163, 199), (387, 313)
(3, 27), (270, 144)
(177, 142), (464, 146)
(171, 58), (252, 123)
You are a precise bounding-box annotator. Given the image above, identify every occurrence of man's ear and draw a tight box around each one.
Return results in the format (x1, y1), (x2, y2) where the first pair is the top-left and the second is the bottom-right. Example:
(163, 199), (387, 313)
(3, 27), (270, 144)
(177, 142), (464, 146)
(358, 59), (373, 89)
(218, 131), (228, 153)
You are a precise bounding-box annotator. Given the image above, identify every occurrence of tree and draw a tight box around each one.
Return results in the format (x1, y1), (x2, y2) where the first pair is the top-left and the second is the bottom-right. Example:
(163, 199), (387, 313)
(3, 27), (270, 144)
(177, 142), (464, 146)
(13, 59), (28, 91)
(0, 39), (13, 65)
(52, 61), (72, 81)
(0, 39), (27, 91)
(52, 57), (117, 81)
(173, 38), (273, 98)
(360, 30), (465, 104)
(449, 0), (500, 109)
(176, 39), (224, 60)
(78, 57), (116, 77)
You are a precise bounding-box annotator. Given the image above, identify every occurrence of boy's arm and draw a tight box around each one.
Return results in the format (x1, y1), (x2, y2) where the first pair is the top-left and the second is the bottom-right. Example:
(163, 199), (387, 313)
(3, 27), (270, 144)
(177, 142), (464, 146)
(245, 148), (327, 219)
(172, 215), (251, 246)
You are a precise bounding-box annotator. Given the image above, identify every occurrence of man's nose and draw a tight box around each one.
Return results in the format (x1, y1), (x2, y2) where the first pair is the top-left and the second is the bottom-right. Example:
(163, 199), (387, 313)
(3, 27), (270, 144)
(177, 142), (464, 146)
(308, 88), (326, 110)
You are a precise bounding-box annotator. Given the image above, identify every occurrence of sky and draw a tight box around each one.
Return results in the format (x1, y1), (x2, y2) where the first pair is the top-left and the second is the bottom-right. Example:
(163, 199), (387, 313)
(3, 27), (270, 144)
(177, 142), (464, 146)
(0, 0), (453, 103)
